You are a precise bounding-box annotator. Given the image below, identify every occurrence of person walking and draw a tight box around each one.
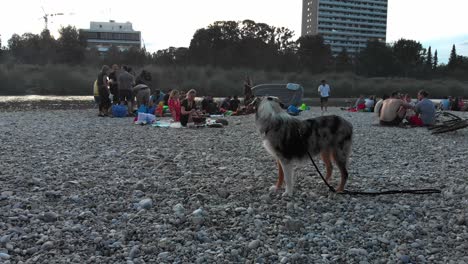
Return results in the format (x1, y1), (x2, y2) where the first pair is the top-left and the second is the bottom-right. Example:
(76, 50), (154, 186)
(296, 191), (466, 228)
(318, 80), (331, 112)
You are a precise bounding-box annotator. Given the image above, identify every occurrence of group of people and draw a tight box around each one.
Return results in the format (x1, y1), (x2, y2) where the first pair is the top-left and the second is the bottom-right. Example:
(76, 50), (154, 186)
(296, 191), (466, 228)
(94, 64), (153, 117)
(439, 96), (466, 111)
(375, 90), (436, 127)
(94, 65), (256, 126)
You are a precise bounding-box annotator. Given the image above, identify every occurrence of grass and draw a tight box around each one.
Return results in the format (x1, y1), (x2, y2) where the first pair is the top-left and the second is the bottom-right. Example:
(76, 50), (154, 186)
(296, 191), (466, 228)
(1, 64), (467, 98)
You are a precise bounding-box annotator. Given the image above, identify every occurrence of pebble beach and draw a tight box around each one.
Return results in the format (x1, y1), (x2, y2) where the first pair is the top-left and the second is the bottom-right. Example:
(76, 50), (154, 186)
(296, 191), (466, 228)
(1, 105), (468, 263)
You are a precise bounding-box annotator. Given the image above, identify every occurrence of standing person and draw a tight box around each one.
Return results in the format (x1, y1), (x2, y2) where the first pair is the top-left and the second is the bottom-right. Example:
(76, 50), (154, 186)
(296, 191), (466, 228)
(118, 66), (135, 116)
(318, 80), (331, 112)
(243, 76), (253, 105)
(168, 90), (181, 122)
(108, 64), (120, 105)
(97, 65), (111, 117)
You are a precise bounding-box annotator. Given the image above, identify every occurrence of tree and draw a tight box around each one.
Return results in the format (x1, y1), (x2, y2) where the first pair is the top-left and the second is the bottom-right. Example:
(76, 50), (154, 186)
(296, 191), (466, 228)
(433, 49), (438, 70)
(57, 26), (86, 64)
(38, 29), (57, 64)
(356, 40), (397, 77)
(426, 46), (432, 69)
(448, 44), (458, 70)
(392, 38), (425, 77)
(335, 48), (353, 72)
(296, 34), (332, 73)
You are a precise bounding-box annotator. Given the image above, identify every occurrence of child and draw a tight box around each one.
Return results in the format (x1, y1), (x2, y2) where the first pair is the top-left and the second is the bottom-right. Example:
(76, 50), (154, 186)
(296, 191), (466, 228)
(168, 90), (181, 122)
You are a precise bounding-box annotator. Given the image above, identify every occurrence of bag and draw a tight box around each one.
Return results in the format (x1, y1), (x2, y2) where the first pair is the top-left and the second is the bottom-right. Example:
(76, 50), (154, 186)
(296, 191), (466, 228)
(287, 105), (301, 115)
(112, 104), (128, 117)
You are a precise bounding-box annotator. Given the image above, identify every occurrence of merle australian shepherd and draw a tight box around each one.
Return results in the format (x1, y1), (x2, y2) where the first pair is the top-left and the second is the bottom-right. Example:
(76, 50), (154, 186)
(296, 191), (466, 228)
(255, 97), (353, 196)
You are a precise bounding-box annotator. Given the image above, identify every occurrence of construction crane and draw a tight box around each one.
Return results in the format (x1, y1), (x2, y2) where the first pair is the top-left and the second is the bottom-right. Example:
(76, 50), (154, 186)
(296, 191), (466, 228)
(40, 7), (65, 30)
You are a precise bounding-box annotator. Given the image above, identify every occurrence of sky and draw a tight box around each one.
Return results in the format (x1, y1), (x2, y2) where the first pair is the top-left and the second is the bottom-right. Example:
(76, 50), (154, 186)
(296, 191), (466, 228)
(0, 0), (467, 63)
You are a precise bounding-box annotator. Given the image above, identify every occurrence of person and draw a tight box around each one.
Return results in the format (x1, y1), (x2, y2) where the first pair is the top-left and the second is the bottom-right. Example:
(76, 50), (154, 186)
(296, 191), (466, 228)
(318, 80), (331, 112)
(108, 64), (120, 105)
(180, 89), (203, 127)
(97, 65), (111, 117)
(458, 97), (465, 111)
(168, 90), (181, 122)
(379, 92), (413, 126)
(374, 94), (389, 117)
(451, 97), (461, 111)
(365, 95), (375, 112)
(439, 96), (450, 110)
(132, 69), (152, 109)
(118, 66), (135, 116)
(403, 94), (416, 120)
(411, 90), (436, 126)
(354, 95), (366, 111)
(221, 96), (231, 111)
(229, 95), (241, 112)
(243, 76), (253, 105)
(150, 89), (165, 107)
(163, 89), (172, 106)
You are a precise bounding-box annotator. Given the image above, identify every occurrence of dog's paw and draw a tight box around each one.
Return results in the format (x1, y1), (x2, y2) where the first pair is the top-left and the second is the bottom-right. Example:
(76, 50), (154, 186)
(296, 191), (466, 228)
(269, 185), (279, 192)
(282, 191), (293, 198)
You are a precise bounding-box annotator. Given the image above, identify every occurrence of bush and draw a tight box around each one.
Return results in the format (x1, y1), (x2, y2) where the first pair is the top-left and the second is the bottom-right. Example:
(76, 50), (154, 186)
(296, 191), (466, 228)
(1, 63), (468, 98)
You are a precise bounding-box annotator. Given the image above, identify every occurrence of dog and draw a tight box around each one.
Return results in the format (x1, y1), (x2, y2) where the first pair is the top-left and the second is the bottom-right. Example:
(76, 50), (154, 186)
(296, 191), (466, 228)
(255, 97), (353, 196)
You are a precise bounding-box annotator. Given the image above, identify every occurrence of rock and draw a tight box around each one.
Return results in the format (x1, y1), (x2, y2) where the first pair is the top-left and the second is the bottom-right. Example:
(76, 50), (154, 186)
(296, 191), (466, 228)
(173, 203), (185, 217)
(348, 248), (368, 256)
(128, 246), (140, 260)
(399, 255), (410, 263)
(283, 218), (304, 232)
(135, 181), (145, 191)
(138, 198), (153, 210)
(41, 241), (54, 251)
(0, 252), (11, 260)
(40, 212), (58, 222)
(248, 240), (261, 249)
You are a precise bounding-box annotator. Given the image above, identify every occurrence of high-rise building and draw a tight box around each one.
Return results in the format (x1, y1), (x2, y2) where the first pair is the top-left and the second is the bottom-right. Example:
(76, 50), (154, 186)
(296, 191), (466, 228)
(80, 20), (141, 53)
(302, 0), (388, 55)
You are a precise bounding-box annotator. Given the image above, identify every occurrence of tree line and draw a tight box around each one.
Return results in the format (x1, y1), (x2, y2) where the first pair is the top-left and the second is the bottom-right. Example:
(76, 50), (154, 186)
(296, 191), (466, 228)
(0, 20), (467, 80)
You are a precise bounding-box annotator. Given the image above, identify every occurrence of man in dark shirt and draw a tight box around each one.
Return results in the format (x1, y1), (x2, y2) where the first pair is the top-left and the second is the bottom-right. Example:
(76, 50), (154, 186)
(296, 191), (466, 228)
(108, 64), (120, 104)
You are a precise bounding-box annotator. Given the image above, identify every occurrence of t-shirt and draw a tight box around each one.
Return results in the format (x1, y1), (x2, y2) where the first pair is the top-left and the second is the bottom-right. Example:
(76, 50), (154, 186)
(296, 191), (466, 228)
(118, 71), (135, 91)
(180, 99), (197, 126)
(365, 99), (374, 108)
(318, 84), (330, 97)
(415, 98), (436, 125)
(229, 99), (241, 111)
(440, 99), (450, 110)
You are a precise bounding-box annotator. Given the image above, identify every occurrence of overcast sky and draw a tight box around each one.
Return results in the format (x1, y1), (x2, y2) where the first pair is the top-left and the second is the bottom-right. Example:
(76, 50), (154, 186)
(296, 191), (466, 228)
(0, 0), (467, 62)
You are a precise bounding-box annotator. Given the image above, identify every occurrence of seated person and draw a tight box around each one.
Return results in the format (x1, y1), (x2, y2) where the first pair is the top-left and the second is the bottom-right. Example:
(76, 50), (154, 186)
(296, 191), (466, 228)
(439, 96), (450, 110)
(229, 96), (241, 112)
(379, 93), (413, 126)
(354, 95), (366, 111)
(150, 89), (165, 107)
(410, 90), (436, 126)
(180, 89), (204, 126)
(374, 94), (389, 117)
(220, 96), (232, 112)
(364, 96), (375, 112)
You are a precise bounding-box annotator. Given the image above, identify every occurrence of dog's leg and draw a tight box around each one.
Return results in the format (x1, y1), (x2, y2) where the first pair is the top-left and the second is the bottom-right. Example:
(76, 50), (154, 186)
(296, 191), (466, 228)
(321, 151), (333, 184)
(270, 160), (284, 192)
(280, 160), (294, 197)
(269, 160), (284, 192)
(334, 151), (349, 193)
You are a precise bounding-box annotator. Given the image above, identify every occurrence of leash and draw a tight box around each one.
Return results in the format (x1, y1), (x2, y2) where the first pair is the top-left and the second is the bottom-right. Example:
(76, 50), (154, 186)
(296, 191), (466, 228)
(305, 150), (442, 196)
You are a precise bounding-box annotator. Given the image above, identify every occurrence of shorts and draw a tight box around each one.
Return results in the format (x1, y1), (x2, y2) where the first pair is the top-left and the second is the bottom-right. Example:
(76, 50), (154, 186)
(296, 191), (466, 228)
(380, 116), (403, 126)
(136, 88), (151, 107)
(94, 96), (101, 105)
(119, 90), (132, 104)
(320, 96), (329, 103)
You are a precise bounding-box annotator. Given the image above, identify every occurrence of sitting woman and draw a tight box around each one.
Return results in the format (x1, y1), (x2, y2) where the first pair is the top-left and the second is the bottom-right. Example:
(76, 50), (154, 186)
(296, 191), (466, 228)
(180, 89), (203, 127)
(168, 90), (181, 122)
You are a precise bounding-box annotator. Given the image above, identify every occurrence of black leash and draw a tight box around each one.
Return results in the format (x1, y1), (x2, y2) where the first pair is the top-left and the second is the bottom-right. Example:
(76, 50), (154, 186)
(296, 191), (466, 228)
(306, 150), (442, 196)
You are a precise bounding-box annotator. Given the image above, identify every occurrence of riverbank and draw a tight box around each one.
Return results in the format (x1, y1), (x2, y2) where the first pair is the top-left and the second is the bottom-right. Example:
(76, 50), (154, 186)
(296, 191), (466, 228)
(1, 108), (467, 263)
